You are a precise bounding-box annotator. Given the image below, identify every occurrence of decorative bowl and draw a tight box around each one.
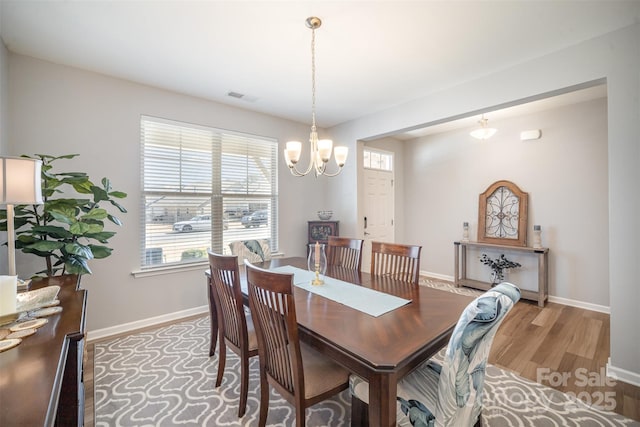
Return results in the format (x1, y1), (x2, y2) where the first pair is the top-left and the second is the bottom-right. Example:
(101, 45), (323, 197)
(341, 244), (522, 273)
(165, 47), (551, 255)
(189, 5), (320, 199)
(0, 285), (61, 326)
(16, 285), (60, 312)
(317, 210), (333, 220)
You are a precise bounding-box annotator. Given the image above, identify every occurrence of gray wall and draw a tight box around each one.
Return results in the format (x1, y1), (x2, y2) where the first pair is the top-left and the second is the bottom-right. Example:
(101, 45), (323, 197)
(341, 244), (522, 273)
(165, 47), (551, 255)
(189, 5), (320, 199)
(0, 36), (7, 154)
(328, 24), (640, 383)
(401, 98), (608, 306)
(0, 38), (9, 272)
(6, 54), (330, 333)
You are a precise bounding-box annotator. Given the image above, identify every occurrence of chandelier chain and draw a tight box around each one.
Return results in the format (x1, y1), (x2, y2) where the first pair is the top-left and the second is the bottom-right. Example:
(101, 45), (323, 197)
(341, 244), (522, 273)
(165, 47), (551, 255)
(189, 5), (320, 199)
(283, 16), (348, 178)
(310, 24), (317, 131)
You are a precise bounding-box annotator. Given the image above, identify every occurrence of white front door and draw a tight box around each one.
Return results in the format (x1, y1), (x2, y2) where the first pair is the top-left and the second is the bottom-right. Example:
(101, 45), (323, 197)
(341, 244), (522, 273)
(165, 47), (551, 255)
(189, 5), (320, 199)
(362, 167), (394, 272)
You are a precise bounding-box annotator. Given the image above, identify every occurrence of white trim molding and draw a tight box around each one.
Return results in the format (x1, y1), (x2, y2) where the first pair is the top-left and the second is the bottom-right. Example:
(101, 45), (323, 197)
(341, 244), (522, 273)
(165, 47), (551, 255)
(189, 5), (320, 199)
(547, 295), (609, 314)
(607, 357), (640, 387)
(420, 271), (610, 313)
(420, 271), (454, 282)
(87, 305), (209, 342)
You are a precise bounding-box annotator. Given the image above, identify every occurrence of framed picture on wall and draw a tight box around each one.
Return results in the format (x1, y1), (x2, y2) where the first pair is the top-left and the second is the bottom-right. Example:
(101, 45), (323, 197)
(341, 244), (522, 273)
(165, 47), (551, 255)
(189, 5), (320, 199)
(478, 180), (528, 247)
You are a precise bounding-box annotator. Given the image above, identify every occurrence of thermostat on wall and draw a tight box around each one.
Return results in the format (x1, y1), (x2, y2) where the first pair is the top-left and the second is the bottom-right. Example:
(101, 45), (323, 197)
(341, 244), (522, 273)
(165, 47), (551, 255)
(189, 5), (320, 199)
(520, 129), (542, 141)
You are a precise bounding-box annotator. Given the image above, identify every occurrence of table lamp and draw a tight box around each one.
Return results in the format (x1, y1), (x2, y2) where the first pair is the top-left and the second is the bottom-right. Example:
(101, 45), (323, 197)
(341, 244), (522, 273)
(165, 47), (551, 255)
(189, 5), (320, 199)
(0, 157), (43, 288)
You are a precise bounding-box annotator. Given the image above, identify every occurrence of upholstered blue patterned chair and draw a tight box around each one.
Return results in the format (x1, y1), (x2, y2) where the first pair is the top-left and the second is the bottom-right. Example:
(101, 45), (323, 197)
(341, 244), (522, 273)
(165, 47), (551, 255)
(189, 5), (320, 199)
(350, 282), (520, 427)
(229, 239), (271, 263)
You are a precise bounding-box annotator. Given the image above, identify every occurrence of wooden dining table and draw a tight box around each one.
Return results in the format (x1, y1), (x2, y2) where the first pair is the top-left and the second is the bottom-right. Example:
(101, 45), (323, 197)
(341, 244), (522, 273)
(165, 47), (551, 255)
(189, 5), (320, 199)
(206, 257), (472, 427)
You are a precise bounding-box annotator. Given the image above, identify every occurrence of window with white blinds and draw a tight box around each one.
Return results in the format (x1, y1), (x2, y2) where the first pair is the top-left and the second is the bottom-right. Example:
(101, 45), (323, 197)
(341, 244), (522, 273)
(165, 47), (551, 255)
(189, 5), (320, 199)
(140, 116), (278, 268)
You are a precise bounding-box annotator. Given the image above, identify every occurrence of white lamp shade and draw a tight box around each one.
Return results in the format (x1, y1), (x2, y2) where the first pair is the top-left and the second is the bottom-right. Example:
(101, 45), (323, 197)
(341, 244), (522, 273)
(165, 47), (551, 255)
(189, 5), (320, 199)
(0, 157), (43, 205)
(317, 139), (333, 162)
(333, 146), (348, 166)
(284, 141), (302, 164)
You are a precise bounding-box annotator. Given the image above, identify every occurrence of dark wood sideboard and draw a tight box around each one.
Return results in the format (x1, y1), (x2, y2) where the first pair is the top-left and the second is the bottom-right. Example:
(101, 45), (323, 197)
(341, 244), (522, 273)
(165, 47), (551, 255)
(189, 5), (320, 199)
(0, 274), (87, 426)
(307, 220), (339, 254)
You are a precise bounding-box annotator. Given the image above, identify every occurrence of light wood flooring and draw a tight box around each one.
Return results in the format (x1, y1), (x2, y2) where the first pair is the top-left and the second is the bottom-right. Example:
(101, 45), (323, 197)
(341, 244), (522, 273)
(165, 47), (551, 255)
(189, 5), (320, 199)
(83, 300), (640, 425)
(489, 299), (639, 422)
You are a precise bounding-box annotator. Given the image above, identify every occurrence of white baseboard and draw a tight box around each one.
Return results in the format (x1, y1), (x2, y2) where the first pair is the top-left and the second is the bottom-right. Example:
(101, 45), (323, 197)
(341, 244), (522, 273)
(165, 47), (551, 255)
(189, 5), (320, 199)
(607, 357), (640, 387)
(420, 271), (454, 282)
(547, 295), (609, 314)
(420, 270), (610, 313)
(87, 305), (209, 343)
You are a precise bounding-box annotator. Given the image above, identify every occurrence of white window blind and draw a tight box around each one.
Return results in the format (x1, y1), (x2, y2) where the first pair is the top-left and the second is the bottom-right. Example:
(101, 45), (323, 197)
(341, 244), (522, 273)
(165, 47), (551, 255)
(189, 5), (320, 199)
(140, 116), (278, 268)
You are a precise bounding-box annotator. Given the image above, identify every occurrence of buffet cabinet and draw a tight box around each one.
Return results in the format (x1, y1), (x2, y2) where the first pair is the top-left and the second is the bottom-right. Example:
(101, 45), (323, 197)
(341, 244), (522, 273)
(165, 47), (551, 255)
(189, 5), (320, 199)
(307, 220), (339, 254)
(0, 275), (87, 426)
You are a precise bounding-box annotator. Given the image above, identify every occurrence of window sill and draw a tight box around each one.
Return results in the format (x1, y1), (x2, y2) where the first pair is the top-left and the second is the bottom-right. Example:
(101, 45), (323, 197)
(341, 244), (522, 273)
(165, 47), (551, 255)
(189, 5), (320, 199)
(131, 252), (286, 279)
(131, 261), (209, 278)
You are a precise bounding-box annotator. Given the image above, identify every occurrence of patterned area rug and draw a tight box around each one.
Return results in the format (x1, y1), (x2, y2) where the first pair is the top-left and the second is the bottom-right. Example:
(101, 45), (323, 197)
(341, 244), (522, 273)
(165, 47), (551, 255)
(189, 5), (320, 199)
(94, 281), (638, 427)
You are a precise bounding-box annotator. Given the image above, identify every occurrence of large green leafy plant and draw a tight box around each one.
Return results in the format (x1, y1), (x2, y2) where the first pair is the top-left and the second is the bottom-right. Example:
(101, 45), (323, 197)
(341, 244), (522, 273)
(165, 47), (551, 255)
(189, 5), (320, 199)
(0, 154), (127, 276)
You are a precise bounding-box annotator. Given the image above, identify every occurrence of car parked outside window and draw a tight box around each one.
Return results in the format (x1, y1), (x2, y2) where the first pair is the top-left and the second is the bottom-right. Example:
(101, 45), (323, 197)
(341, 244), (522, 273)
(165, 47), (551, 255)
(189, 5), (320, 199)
(241, 210), (268, 228)
(173, 215), (211, 232)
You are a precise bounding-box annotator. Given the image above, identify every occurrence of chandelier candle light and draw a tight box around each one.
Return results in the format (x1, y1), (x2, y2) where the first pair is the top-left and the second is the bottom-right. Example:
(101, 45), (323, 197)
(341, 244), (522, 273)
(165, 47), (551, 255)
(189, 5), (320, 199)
(308, 241), (327, 285)
(284, 17), (348, 177)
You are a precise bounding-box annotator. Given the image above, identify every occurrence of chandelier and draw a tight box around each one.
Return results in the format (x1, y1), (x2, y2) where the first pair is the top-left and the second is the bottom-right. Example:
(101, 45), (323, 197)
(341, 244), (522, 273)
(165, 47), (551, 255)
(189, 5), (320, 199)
(284, 17), (348, 177)
(469, 114), (497, 140)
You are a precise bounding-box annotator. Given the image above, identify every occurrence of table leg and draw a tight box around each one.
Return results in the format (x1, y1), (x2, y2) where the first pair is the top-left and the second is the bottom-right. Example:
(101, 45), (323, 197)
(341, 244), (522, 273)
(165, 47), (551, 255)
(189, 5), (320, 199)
(454, 243), (459, 286)
(461, 244), (467, 282)
(537, 251), (548, 307)
(367, 371), (398, 427)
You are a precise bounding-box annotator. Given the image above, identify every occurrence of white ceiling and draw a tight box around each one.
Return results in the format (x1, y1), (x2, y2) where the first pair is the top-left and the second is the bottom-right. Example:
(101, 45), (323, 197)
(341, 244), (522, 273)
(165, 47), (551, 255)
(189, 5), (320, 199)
(1, 1), (637, 130)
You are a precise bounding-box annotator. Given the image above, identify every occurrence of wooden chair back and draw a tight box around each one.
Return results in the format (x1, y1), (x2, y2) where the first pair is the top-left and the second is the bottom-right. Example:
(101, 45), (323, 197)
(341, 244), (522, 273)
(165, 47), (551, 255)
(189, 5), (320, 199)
(245, 261), (303, 402)
(208, 252), (248, 349)
(208, 252), (258, 417)
(245, 260), (349, 427)
(370, 241), (422, 285)
(327, 236), (364, 271)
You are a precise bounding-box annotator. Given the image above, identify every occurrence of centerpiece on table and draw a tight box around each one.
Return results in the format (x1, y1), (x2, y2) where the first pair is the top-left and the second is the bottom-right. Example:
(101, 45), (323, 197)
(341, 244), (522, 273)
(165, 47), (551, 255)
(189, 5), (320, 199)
(479, 253), (521, 286)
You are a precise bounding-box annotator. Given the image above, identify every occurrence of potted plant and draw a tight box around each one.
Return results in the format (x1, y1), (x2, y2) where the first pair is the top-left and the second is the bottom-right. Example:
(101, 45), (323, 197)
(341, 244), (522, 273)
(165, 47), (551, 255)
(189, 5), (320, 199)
(479, 253), (521, 286)
(0, 154), (127, 277)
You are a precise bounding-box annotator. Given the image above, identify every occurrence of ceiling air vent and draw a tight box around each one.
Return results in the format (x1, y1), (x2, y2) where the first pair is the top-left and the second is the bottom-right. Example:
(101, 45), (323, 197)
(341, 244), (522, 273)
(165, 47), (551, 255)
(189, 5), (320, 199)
(227, 91), (258, 103)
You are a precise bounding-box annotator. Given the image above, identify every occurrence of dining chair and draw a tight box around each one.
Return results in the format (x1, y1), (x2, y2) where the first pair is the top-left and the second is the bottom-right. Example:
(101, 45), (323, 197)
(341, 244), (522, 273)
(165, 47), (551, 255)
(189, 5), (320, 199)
(349, 282), (521, 427)
(326, 236), (364, 271)
(229, 238), (272, 263)
(244, 260), (350, 427)
(207, 252), (259, 418)
(370, 241), (422, 285)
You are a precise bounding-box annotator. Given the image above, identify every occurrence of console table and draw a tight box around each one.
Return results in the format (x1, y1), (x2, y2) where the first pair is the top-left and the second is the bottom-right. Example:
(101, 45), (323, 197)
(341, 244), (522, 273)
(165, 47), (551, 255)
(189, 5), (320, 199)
(0, 275), (87, 426)
(454, 241), (549, 307)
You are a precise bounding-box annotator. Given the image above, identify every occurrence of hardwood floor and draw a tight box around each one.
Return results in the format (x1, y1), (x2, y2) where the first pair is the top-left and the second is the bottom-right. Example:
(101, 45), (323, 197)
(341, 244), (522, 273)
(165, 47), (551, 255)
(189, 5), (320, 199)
(489, 299), (640, 422)
(83, 300), (640, 424)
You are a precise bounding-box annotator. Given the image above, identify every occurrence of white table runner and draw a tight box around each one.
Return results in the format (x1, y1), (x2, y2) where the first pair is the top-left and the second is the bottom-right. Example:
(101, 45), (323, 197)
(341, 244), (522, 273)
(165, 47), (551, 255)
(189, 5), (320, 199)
(271, 265), (411, 317)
